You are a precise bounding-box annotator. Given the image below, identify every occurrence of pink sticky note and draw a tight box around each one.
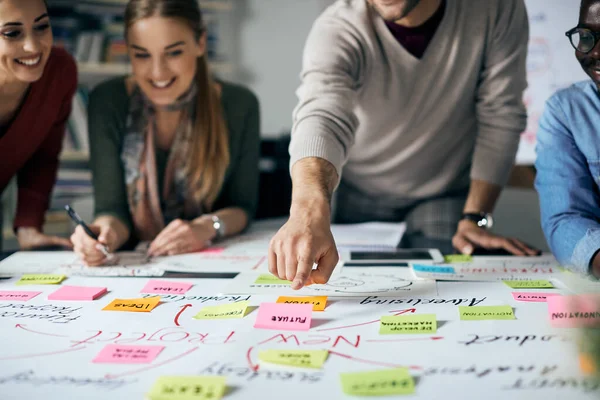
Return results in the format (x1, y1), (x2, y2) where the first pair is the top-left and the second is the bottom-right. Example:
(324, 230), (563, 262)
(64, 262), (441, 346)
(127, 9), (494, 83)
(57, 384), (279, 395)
(0, 291), (41, 301)
(141, 280), (193, 295)
(512, 292), (559, 303)
(48, 285), (107, 301)
(200, 247), (225, 255)
(547, 294), (600, 328)
(254, 303), (313, 331)
(92, 344), (165, 364)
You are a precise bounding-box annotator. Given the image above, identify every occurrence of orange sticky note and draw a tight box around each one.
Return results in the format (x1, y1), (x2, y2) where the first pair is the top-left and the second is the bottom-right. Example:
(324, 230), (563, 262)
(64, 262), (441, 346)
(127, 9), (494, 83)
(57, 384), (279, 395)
(276, 296), (328, 311)
(103, 296), (160, 312)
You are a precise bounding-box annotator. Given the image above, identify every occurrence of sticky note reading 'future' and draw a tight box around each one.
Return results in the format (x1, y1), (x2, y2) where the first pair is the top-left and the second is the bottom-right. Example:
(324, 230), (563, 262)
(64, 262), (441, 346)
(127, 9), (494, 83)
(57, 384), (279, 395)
(141, 280), (193, 295)
(254, 303), (313, 331)
(340, 368), (415, 396)
(380, 314), (437, 334)
(547, 294), (600, 328)
(459, 305), (516, 321)
(503, 280), (554, 289)
(193, 301), (250, 320)
(254, 274), (292, 285)
(93, 344), (164, 364)
(16, 274), (66, 285)
(444, 254), (473, 263)
(259, 349), (329, 369)
(147, 376), (226, 400)
(512, 292), (558, 303)
(0, 291), (41, 301)
(102, 296), (160, 312)
(276, 296), (328, 311)
(48, 285), (107, 301)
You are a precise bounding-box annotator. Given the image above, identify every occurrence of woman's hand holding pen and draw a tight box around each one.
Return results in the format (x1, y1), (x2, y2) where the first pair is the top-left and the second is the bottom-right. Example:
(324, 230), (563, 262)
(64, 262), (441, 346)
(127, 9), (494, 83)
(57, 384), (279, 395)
(148, 218), (214, 256)
(71, 223), (118, 266)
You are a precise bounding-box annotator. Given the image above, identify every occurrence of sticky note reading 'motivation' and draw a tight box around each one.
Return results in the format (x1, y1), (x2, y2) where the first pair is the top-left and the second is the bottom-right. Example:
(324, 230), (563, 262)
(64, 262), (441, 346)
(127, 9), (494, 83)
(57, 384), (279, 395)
(254, 274), (292, 285)
(102, 296), (160, 312)
(276, 296), (328, 311)
(547, 294), (600, 328)
(193, 301), (250, 320)
(444, 254), (473, 263)
(141, 280), (193, 295)
(512, 292), (558, 303)
(48, 285), (107, 301)
(459, 305), (516, 321)
(147, 376), (226, 400)
(259, 349), (329, 369)
(503, 280), (554, 289)
(340, 368), (415, 396)
(380, 314), (437, 334)
(93, 344), (164, 364)
(254, 303), (313, 331)
(16, 274), (66, 285)
(0, 291), (41, 301)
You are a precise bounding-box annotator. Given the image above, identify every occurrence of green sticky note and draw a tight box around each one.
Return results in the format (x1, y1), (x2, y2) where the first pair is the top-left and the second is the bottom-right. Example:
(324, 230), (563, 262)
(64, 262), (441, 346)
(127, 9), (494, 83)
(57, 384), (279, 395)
(193, 301), (249, 320)
(380, 314), (437, 334)
(459, 305), (515, 321)
(443, 254), (473, 263)
(340, 368), (415, 396)
(146, 376), (226, 400)
(16, 274), (66, 285)
(254, 274), (291, 285)
(259, 349), (329, 369)
(503, 280), (554, 289)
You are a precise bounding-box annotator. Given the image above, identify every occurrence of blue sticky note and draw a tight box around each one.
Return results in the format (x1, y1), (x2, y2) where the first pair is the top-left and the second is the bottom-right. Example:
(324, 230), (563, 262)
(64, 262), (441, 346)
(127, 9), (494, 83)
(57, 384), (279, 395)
(412, 264), (456, 274)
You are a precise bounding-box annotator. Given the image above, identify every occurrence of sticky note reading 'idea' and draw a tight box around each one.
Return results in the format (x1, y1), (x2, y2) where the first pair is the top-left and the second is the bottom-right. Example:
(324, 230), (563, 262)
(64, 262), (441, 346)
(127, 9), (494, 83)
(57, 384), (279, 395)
(380, 314), (437, 334)
(0, 291), (41, 301)
(340, 368), (415, 396)
(147, 376), (226, 400)
(254, 274), (291, 285)
(16, 274), (66, 285)
(254, 303), (313, 331)
(193, 301), (250, 320)
(102, 296), (160, 312)
(459, 305), (515, 320)
(93, 344), (164, 364)
(276, 296), (328, 311)
(141, 280), (193, 295)
(259, 349), (329, 369)
(48, 285), (107, 301)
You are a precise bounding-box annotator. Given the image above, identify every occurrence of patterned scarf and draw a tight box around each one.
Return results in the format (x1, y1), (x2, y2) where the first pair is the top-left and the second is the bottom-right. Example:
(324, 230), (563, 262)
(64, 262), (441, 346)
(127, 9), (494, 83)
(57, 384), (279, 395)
(121, 83), (203, 241)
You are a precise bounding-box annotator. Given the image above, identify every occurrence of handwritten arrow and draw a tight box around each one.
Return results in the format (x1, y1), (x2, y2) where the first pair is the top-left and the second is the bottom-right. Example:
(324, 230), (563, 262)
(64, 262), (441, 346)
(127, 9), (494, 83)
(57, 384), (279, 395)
(316, 308), (417, 332)
(246, 346), (259, 371)
(174, 304), (193, 326)
(366, 336), (444, 343)
(0, 345), (85, 361)
(15, 323), (68, 337)
(328, 350), (422, 370)
(105, 346), (199, 379)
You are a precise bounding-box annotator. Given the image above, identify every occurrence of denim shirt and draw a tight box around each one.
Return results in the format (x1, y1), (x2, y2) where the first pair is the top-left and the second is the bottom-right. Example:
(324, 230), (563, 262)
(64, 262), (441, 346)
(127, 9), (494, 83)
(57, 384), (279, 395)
(535, 80), (600, 275)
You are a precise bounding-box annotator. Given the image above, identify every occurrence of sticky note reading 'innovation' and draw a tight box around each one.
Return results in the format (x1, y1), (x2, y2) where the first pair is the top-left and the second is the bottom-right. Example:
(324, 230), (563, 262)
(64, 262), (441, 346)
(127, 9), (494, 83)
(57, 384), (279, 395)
(380, 314), (437, 334)
(102, 296), (160, 312)
(259, 349), (329, 369)
(147, 376), (226, 400)
(254, 303), (313, 331)
(254, 274), (292, 285)
(276, 296), (328, 311)
(444, 254), (473, 263)
(193, 301), (250, 320)
(512, 292), (558, 303)
(459, 305), (516, 321)
(48, 285), (107, 301)
(340, 368), (415, 396)
(503, 280), (554, 289)
(547, 294), (600, 328)
(16, 274), (66, 285)
(0, 291), (41, 301)
(141, 280), (193, 295)
(93, 344), (164, 364)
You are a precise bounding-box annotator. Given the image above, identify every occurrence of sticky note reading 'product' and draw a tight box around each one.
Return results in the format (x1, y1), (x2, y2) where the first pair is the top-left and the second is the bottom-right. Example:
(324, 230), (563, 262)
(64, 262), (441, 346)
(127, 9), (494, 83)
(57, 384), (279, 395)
(512, 292), (558, 303)
(141, 280), (193, 295)
(48, 285), (107, 301)
(193, 301), (250, 320)
(340, 368), (415, 396)
(503, 280), (554, 289)
(147, 376), (226, 400)
(276, 296), (328, 311)
(0, 291), (41, 301)
(254, 274), (292, 285)
(16, 274), (66, 285)
(547, 294), (600, 328)
(102, 296), (160, 312)
(254, 303), (313, 331)
(259, 349), (329, 369)
(380, 314), (437, 334)
(459, 305), (516, 321)
(93, 344), (164, 364)
(444, 254), (473, 263)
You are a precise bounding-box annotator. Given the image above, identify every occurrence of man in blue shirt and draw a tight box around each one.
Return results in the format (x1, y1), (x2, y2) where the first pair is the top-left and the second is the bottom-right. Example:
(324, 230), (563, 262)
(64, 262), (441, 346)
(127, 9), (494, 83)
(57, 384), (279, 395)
(535, 0), (600, 278)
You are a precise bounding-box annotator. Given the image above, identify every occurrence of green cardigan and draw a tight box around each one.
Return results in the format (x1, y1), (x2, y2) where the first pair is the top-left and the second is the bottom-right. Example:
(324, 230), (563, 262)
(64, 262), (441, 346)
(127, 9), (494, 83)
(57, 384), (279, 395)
(87, 77), (260, 241)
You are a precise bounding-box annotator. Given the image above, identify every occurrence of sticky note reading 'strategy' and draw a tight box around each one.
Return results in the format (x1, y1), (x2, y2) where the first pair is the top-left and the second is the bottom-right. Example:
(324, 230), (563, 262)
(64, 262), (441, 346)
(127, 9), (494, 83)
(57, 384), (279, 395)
(380, 314), (437, 334)
(340, 368), (415, 396)
(102, 296), (160, 312)
(547, 294), (600, 328)
(147, 376), (226, 400)
(459, 305), (516, 321)
(512, 292), (559, 303)
(0, 291), (41, 301)
(48, 285), (107, 301)
(254, 303), (313, 331)
(92, 344), (164, 364)
(276, 296), (328, 311)
(141, 280), (193, 295)
(193, 301), (250, 320)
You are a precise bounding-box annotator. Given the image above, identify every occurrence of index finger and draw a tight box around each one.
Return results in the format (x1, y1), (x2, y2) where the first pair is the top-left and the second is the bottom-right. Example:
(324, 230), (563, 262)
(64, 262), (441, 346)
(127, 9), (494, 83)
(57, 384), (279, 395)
(291, 257), (315, 290)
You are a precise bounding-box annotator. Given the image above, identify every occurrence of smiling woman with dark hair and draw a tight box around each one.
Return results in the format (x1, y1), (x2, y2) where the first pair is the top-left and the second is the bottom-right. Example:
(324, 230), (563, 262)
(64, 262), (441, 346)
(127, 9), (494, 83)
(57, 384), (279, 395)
(535, 0), (600, 278)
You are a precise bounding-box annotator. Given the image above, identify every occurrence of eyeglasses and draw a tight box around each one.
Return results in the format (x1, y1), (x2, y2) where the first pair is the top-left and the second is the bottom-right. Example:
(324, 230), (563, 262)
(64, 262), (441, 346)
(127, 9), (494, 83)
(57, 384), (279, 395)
(566, 27), (600, 53)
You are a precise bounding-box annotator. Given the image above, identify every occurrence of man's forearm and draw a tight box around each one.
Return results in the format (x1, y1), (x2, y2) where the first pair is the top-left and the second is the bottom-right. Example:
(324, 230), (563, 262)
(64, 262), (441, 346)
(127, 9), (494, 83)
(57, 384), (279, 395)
(463, 179), (503, 214)
(290, 157), (338, 213)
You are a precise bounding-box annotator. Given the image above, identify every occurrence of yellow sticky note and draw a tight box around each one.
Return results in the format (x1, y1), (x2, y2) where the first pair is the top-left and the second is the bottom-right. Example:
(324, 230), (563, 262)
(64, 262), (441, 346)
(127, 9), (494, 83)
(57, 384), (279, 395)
(16, 274), (66, 285)
(503, 280), (554, 289)
(276, 296), (328, 311)
(102, 296), (160, 312)
(459, 305), (515, 321)
(146, 376), (226, 400)
(340, 368), (415, 396)
(380, 314), (437, 334)
(254, 274), (291, 285)
(443, 254), (473, 263)
(259, 349), (329, 369)
(193, 301), (250, 320)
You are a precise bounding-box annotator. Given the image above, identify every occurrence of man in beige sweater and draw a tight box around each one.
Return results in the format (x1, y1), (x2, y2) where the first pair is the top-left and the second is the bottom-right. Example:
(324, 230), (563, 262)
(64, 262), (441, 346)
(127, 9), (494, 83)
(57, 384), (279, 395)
(269, 0), (538, 289)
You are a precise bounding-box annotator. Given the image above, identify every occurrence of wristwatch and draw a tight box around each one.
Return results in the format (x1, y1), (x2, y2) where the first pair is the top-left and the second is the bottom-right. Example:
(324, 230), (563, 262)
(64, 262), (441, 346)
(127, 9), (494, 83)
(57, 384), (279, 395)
(210, 215), (226, 241)
(461, 212), (494, 229)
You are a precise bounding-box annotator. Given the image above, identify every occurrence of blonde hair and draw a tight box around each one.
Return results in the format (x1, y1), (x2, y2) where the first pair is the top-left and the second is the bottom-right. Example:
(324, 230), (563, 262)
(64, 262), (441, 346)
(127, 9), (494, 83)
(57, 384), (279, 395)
(124, 0), (229, 210)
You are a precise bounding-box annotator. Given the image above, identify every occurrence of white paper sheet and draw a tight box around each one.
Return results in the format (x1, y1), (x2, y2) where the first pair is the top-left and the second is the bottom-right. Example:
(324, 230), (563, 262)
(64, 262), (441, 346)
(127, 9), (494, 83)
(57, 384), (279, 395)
(331, 222), (406, 249)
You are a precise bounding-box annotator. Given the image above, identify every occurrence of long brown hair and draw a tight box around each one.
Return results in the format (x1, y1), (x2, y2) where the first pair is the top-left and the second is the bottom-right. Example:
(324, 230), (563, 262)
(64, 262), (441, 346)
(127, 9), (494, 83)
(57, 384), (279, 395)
(124, 0), (229, 210)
